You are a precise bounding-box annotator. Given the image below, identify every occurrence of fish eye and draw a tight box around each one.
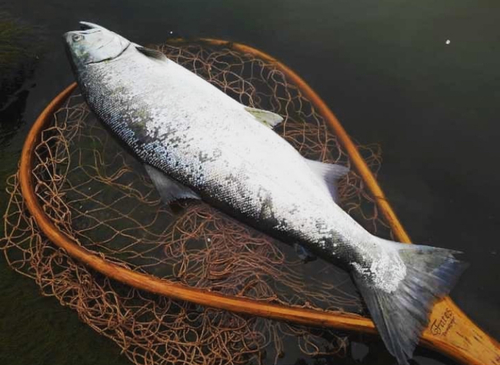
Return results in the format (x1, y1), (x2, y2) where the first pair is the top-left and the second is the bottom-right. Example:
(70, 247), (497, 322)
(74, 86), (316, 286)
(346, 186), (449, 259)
(72, 34), (84, 42)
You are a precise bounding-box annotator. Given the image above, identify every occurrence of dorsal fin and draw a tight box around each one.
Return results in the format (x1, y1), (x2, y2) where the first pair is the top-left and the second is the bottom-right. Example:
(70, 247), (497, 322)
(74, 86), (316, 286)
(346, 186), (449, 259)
(144, 165), (200, 204)
(136, 46), (168, 62)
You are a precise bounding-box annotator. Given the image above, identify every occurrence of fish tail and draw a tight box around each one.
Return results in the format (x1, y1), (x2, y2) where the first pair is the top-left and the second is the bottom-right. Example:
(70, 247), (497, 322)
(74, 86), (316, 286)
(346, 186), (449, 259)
(352, 240), (468, 365)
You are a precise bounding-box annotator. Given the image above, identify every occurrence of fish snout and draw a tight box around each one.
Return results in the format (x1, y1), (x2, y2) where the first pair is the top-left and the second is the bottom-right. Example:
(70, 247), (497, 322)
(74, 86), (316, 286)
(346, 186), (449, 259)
(79, 21), (108, 31)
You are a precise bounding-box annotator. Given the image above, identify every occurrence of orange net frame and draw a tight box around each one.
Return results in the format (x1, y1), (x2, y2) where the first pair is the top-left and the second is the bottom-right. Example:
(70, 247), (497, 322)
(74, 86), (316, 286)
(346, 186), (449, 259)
(1, 40), (392, 365)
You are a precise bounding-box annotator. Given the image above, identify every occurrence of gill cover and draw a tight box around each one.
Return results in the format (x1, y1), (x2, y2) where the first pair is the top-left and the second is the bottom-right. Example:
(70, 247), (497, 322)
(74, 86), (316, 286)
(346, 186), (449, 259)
(64, 21), (130, 66)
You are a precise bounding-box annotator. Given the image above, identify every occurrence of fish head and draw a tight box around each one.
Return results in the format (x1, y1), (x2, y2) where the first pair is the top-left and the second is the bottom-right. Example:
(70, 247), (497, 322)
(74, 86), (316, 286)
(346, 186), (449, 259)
(63, 21), (130, 69)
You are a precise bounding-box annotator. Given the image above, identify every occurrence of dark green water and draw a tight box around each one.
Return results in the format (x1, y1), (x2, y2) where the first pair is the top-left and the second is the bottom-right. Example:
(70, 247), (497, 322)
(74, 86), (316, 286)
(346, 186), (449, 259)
(1, 0), (499, 364)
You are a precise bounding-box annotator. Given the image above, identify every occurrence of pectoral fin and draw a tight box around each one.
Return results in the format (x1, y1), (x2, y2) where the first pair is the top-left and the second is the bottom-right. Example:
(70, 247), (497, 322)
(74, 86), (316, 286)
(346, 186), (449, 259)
(144, 165), (200, 204)
(244, 106), (284, 128)
(305, 159), (349, 203)
(136, 46), (168, 62)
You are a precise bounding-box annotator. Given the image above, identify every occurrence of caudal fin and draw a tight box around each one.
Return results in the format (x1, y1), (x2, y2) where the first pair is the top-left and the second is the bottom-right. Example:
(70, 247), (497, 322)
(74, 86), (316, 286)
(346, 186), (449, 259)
(352, 242), (468, 365)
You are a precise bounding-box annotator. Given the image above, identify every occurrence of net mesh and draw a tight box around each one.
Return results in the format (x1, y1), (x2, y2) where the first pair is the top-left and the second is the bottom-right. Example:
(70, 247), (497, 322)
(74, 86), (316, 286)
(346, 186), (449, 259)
(1, 40), (393, 365)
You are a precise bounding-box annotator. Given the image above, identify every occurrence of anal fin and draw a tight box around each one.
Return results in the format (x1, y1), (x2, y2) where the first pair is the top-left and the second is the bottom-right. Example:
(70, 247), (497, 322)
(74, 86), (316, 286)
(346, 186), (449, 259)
(305, 159), (349, 203)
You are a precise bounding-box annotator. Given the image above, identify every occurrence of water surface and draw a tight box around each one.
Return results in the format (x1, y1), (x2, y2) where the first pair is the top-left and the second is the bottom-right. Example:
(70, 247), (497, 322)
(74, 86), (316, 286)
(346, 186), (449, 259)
(1, 1), (499, 364)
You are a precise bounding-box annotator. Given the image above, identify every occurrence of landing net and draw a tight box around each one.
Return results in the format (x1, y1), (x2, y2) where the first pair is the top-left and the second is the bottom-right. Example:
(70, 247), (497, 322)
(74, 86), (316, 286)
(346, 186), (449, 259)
(1, 40), (392, 365)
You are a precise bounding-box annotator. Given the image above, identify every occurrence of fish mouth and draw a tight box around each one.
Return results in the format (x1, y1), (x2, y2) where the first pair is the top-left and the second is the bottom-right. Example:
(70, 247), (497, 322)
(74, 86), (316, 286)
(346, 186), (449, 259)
(79, 21), (107, 31)
(63, 21), (131, 65)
